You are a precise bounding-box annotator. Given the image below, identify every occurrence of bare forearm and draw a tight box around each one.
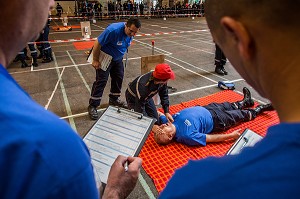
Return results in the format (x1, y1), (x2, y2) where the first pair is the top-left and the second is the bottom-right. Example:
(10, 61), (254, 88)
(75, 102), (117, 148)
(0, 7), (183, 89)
(93, 40), (101, 61)
(206, 133), (237, 143)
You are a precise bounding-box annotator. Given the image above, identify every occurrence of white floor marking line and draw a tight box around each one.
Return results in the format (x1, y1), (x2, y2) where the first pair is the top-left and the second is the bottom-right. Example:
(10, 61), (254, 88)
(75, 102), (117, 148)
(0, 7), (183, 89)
(138, 174), (156, 199)
(66, 51), (91, 93)
(134, 39), (173, 55)
(166, 56), (229, 81)
(45, 65), (66, 110)
(60, 108), (106, 119)
(10, 57), (144, 75)
(169, 79), (245, 96)
(166, 59), (218, 83)
(52, 52), (78, 132)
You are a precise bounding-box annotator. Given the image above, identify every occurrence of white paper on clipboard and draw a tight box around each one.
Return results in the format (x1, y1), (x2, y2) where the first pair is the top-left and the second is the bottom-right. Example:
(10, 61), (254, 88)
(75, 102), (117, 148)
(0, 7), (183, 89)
(226, 128), (263, 155)
(87, 49), (113, 71)
(83, 106), (155, 185)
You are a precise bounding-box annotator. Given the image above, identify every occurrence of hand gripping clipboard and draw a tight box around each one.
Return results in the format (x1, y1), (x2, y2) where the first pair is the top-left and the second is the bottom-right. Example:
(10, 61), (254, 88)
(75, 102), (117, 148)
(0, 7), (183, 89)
(226, 128), (263, 155)
(83, 106), (155, 185)
(87, 48), (112, 71)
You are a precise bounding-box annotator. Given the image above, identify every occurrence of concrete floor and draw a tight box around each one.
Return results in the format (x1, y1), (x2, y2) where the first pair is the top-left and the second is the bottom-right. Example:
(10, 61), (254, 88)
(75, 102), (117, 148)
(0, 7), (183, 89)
(8, 17), (270, 198)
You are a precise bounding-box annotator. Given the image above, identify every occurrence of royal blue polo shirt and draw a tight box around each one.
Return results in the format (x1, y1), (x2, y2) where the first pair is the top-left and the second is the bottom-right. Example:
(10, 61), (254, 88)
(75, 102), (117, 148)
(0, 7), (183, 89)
(0, 64), (99, 199)
(98, 22), (133, 61)
(173, 106), (214, 146)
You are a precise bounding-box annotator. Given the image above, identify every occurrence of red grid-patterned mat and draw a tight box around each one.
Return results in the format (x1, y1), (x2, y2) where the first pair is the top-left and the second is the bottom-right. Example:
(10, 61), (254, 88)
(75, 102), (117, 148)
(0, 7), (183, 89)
(73, 41), (94, 50)
(139, 90), (279, 193)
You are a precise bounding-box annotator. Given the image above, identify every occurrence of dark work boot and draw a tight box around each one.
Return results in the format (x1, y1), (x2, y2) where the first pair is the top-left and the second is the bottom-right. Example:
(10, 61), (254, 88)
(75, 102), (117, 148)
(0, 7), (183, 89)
(21, 60), (28, 68)
(88, 105), (99, 120)
(31, 62), (38, 67)
(254, 104), (274, 115)
(109, 98), (128, 109)
(215, 65), (225, 76)
(31, 57), (38, 67)
(42, 57), (52, 63)
(234, 87), (254, 109)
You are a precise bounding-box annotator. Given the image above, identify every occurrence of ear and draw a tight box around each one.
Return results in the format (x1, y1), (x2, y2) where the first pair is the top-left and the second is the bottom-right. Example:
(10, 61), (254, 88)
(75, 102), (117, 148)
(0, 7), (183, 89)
(220, 17), (252, 60)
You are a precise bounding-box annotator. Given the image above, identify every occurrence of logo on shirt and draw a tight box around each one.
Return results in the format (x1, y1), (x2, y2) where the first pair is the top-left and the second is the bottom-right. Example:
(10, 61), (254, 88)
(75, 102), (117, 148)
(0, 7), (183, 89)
(184, 119), (191, 126)
(117, 41), (123, 45)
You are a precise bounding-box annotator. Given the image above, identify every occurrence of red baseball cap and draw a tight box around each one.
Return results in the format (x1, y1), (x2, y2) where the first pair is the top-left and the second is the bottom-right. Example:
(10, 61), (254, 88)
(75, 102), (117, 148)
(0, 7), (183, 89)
(153, 63), (175, 80)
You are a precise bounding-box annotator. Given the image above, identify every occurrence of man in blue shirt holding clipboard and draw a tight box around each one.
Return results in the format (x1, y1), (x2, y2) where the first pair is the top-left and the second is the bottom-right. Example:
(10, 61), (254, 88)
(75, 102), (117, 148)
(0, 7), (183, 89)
(88, 18), (141, 120)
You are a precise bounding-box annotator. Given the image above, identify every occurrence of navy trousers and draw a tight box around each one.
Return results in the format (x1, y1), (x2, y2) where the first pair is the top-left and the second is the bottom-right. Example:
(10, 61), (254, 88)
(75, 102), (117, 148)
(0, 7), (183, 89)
(204, 102), (250, 132)
(215, 44), (227, 66)
(125, 90), (159, 122)
(89, 59), (124, 107)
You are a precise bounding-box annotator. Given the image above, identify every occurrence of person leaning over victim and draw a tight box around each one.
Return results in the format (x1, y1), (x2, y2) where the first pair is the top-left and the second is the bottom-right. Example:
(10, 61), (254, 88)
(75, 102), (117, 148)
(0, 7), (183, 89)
(0, 0), (142, 198)
(125, 63), (175, 124)
(159, 0), (300, 198)
(153, 87), (273, 146)
(88, 17), (141, 120)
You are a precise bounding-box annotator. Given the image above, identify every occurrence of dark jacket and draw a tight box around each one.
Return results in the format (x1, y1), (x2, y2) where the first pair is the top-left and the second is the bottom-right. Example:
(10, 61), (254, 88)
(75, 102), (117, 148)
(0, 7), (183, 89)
(126, 71), (170, 115)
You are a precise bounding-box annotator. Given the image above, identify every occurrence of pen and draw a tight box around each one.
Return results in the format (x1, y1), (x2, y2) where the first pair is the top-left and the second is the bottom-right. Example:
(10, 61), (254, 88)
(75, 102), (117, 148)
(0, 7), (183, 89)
(242, 137), (248, 148)
(124, 161), (128, 172)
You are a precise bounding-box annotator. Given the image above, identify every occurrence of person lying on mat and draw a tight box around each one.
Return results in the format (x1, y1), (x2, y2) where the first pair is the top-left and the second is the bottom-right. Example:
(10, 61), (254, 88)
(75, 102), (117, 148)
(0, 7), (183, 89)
(153, 87), (274, 146)
(125, 63), (175, 124)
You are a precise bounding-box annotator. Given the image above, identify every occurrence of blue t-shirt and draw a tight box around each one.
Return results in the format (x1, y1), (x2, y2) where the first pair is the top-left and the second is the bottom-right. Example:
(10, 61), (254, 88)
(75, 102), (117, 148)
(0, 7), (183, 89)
(0, 64), (99, 199)
(173, 106), (214, 146)
(98, 22), (133, 61)
(160, 123), (300, 198)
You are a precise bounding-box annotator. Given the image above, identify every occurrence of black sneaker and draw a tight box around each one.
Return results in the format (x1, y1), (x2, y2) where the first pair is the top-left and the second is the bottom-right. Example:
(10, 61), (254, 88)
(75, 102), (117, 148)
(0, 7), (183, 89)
(109, 98), (128, 109)
(88, 105), (99, 120)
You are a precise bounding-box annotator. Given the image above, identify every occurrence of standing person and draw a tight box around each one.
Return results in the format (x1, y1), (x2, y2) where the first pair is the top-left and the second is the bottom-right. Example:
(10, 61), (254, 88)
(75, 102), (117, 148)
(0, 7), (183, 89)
(125, 63), (175, 123)
(214, 43), (228, 75)
(160, 0), (300, 198)
(41, 17), (53, 63)
(28, 43), (38, 67)
(56, 3), (63, 17)
(0, 0), (142, 198)
(88, 17), (141, 120)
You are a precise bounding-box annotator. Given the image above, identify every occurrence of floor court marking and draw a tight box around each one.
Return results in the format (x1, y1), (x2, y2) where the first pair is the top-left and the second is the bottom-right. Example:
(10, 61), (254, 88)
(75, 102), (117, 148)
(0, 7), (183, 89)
(66, 50), (91, 93)
(52, 52), (78, 132)
(169, 79), (244, 96)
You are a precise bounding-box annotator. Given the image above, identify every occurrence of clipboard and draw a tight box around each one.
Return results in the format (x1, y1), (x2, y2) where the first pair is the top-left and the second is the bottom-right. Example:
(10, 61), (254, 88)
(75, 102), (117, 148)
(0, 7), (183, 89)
(226, 128), (263, 155)
(83, 106), (155, 185)
(87, 49), (113, 71)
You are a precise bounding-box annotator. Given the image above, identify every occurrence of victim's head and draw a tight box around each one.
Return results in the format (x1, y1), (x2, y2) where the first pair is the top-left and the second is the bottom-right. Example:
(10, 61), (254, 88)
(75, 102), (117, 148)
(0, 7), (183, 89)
(153, 123), (176, 145)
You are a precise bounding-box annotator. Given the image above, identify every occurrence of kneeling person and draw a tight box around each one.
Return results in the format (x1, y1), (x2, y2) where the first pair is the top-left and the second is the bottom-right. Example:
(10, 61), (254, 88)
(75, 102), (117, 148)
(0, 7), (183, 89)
(153, 87), (274, 146)
(126, 63), (175, 124)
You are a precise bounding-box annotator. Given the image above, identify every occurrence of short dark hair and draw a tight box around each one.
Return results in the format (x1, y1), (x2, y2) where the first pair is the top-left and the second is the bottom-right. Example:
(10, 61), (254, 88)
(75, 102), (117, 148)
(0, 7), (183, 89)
(126, 17), (141, 29)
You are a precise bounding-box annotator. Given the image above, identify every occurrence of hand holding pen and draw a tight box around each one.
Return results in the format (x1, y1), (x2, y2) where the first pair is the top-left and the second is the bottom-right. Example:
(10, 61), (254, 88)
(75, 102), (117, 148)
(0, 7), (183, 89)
(103, 155), (142, 199)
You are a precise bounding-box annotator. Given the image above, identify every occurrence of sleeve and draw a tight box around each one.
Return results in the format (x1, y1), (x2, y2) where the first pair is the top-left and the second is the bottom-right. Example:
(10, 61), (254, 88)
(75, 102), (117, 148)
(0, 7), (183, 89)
(158, 84), (170, 113)
(178, 131), (207, 146)
(97, 28), (112, 47)
(136, 81), (147, 115)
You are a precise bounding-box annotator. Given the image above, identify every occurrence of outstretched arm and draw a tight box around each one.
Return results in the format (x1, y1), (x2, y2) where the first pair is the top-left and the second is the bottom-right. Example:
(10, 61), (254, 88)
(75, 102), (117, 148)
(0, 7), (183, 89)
(206, 129), (241, 143)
